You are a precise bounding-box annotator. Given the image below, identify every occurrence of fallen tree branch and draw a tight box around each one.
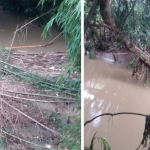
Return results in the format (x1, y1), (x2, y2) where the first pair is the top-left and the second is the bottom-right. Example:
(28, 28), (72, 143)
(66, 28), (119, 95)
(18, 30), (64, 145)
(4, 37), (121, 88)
(84, 112), (146, 126)
(0, 98), (60, 135)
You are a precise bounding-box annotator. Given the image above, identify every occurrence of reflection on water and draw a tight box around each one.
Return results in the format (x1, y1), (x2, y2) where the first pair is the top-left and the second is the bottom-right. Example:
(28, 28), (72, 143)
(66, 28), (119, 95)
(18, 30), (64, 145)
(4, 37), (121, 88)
(84, 57), (150, 150)
(0, 10), (67, 53)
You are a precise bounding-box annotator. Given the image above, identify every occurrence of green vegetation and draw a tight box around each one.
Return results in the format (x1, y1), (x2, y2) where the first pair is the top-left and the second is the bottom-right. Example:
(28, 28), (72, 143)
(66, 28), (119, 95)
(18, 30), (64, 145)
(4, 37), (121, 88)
(84, 133), (111, 150)
(59, 115), (81, 150)
(39, 0), (81, 73)
(112, 0), (150, 48)
(38, 1), (81, 147)
(89, 51), (96, 59)
(85, 0), (150, 52)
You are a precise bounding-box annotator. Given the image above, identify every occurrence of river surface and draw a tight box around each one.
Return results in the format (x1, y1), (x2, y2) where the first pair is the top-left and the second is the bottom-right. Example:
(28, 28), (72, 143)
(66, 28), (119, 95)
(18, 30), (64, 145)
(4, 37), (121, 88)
(84, 57), (150, 150)
(0, 10), (67, 53)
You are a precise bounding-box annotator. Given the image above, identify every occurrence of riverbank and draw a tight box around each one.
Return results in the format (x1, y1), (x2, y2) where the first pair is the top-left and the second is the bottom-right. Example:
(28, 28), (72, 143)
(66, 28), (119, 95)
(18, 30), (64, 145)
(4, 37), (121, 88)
(0, 47), (80, 150)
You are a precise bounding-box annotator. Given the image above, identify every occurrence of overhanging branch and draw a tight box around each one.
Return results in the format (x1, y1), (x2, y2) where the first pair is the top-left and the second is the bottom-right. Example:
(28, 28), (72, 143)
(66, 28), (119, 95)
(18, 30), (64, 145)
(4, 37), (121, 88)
(84, 112), (146, 126)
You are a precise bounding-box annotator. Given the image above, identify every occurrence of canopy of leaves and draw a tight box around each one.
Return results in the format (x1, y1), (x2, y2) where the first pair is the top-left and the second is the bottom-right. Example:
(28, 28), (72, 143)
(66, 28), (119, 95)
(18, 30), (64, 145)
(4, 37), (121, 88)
(85, 0), (150, 50)
(39, 0), (81, 73)
(112, 0), (150, 49)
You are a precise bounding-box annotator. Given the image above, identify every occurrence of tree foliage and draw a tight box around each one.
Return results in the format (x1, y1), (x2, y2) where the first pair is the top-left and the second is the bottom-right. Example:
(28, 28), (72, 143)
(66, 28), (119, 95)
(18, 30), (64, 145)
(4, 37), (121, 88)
(85, 0), (150, 50)
(39, 0), (81, 73)
(112, 0), (150, 49)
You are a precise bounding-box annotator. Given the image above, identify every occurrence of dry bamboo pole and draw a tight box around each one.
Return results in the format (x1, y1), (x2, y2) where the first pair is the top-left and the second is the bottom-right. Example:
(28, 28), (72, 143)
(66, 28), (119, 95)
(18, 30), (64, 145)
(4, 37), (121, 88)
(0, 93), (75, 103)
(1, 90), (75, 100)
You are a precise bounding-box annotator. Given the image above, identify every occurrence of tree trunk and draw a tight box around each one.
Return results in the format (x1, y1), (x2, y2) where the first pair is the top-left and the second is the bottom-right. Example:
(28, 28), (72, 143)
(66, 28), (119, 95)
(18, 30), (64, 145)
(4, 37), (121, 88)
(99, 0), (150, 84)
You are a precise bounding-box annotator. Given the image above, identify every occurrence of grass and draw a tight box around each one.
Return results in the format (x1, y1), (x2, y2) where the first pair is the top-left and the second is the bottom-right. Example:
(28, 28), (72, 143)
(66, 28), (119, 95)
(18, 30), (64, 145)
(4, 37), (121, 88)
(59, 114), (81, 150)
(48, 111), (81, 150)
(48, 93), (81, 150)
(89, 51), (96, 59)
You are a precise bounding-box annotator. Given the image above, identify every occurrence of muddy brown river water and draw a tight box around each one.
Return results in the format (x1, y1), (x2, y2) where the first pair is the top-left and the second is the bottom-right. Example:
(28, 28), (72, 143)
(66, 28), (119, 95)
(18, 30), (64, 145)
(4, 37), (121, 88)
(0, 9), (67, 53)
(84, 57), (150, 150)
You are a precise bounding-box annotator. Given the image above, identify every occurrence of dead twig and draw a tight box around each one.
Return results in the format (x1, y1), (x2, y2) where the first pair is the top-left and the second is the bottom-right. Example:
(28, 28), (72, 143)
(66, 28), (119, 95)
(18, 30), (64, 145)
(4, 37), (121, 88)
(84, 112), (146, 126)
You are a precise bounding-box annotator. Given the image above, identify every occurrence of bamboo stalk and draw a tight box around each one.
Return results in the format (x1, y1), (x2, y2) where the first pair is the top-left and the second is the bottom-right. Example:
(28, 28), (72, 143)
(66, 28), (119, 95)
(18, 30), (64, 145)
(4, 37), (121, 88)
(13, 52), (68, 56)
(6, 45), (47, 49)
(0, 60), (78, 93)
(0, 93), (75, 103)
(1, 90), (75, 100)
